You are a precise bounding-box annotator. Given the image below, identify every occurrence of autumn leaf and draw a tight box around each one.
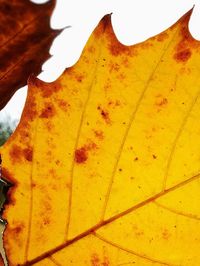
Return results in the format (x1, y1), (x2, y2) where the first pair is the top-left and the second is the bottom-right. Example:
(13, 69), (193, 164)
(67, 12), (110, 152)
(0, 0), (58, 110)
(1, 11), (200, 266)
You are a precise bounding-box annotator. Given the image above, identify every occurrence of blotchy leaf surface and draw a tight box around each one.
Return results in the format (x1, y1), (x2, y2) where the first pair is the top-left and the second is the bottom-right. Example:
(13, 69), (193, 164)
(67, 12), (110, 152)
(0, 0), (58, 110)
(1, 11), (200, 266)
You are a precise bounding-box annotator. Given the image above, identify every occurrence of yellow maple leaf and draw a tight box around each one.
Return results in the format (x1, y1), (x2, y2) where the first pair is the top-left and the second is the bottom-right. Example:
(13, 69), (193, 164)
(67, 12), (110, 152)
(1, 11), (200, 266)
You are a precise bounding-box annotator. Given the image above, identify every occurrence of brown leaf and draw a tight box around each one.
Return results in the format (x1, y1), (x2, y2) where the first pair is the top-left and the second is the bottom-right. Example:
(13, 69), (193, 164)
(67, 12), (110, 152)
(0, 0), (58, 110)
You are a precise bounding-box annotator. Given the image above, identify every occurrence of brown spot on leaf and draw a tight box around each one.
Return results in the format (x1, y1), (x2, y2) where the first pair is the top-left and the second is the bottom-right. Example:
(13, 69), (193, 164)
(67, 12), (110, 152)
(20, 130), (30, 140)
(94, 130), (104, 140)
(155, 97), (168, 107)
(43, 217), (50, 225)
(23, 147), (33, 162)
(117, 73), (126, 80)
(76, 74), (85, 82)
(87, 46), (96, 53)
(102, 257), (110, 266)
(75, 147), (88, 164)
(55, 160), (60, 165)
(40, 102), (56, 119)
(75, 141), (98, 164)
(108, 37), (135, 57)
(122, 58), (130, 68)
(6, 222), (25, 249)
(104, 80), (112, 93)
(46, 150), (52, 157)
(109, 62), (120, 73)
(42, 199), (52, 212)
(133, 224), (144, 237)
(39, 80), (62, 98)
(10, 223), (24, 235)
(9, 144), (33, 163)
(174, 48), (192, 63)
(31, 183), (36, 188)
(48, 169), (58, 180)
(97, 106), (111, 125)
(173, 13), (200, 63)
(101, 110), (110, 124)
(45, 121), (54, 132)
(57, 99), (70, 112)
(108, 100), (121, 108)
(162, 229), (171, 240)
(86, 142), (98, 150)
(156, 32), (169, 42)
(91, 253), (109, 266)
(9, 144), (22, 163)
(91, 253), (100, 266)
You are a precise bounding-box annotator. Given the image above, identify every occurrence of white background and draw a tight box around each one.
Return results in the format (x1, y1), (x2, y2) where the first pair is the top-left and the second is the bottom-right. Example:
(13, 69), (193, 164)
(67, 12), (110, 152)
(0, 0), (199, 123)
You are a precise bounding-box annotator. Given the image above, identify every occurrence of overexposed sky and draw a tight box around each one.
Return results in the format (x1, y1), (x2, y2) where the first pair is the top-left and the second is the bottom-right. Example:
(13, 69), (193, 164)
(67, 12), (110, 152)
(1, 0), (200, 122)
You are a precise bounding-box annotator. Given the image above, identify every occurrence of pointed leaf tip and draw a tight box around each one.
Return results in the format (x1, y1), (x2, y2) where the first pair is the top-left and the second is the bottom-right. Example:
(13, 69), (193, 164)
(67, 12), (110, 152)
(0, 0), (58, 110)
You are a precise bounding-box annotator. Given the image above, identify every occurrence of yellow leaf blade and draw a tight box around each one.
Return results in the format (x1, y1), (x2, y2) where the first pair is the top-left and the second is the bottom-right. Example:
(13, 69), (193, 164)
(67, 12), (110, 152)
(1, 12), (200, 266)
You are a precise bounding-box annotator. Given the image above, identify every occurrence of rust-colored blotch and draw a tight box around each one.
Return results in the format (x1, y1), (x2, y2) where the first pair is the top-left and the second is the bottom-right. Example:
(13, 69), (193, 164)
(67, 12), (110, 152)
(40, 103), (56, 119)
(75, 147), (88, 164)
(94, 130), (104, 141)
(174, 48), (192, 63)
(91, 253), (109, 266)
(9, 144), (33, 163)
(97, 106), (111, 125)
(75, 142), (98, 164)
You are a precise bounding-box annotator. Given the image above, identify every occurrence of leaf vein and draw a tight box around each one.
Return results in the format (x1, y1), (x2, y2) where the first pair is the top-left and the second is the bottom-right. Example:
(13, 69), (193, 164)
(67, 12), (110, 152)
(162, 88), (200, 190)
(154, 201), (200, 221)
(65, 26), (107, 240)
(100, 26), (180, 221)
(49, 256), (62, 266)
(93, 232), (176, 266)
(24, 115), (40, 261)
